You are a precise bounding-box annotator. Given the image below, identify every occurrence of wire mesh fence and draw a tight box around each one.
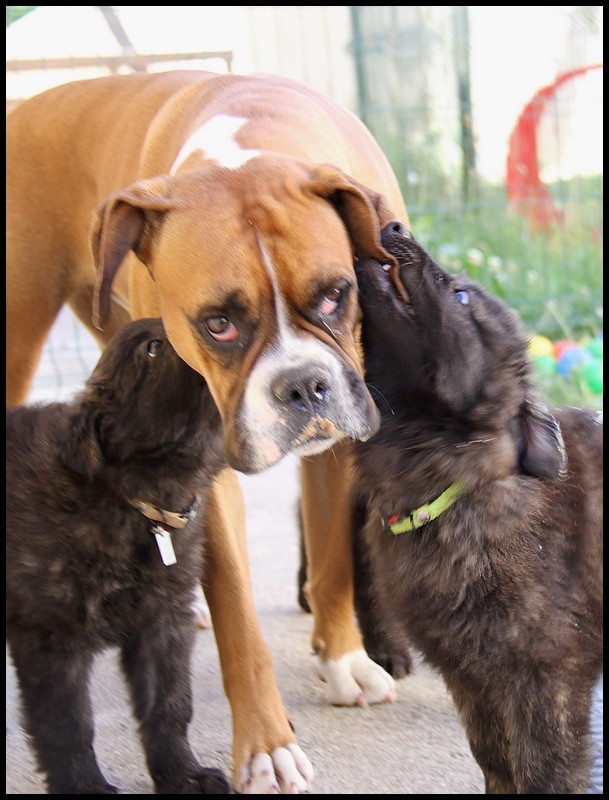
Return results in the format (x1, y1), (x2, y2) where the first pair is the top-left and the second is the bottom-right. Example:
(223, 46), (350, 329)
(6, 6), (603, 402)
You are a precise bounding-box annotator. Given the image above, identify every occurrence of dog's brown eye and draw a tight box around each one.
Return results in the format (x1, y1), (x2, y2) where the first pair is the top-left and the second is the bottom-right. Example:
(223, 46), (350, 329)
(320, 286), (343, 316)
(147, 339), (163, 357)
(205, 316), (239, 342)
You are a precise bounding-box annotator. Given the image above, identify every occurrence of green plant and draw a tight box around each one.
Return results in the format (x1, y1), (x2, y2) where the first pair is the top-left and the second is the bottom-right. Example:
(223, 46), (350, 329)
(409, 176), (602, 345)
(533, 367), (603, 411)
(6, 6), (37, 26)
(405, 175), (603, 410)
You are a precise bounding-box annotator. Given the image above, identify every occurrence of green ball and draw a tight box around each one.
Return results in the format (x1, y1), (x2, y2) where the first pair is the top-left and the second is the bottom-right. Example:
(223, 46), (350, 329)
(581, 359), (603, 394)
(533, 353), (557, 376)
(586, 338), (603, 359)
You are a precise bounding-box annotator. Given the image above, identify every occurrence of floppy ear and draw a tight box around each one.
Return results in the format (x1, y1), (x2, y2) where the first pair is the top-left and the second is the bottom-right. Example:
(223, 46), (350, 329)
(91, 177), (177, 330)
(308, 164), (400, 269)
(61, 401), (105, 480)
(518, 398), (568, 480)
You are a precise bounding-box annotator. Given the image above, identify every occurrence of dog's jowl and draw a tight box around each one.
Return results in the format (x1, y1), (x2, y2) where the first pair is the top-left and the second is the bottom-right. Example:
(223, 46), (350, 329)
(6, 318), (230, 794)
(352, 223), (603, 793)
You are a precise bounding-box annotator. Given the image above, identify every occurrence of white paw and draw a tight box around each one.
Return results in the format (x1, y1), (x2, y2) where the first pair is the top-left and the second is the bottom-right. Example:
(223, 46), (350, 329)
(190, 584), (212, 629)
(237, 744), (314, 794)
(317, 648), (397, 706)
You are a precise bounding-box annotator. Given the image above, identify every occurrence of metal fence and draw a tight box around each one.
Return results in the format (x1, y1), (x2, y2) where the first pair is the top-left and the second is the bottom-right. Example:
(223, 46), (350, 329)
(6, 5), (603, 398)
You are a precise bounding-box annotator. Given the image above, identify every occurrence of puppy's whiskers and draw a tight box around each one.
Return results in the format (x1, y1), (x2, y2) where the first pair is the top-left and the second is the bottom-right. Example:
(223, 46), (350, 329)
(454, 437), (495, 448)
(320, 319), (340, 338)
(366, 383), (394, 415)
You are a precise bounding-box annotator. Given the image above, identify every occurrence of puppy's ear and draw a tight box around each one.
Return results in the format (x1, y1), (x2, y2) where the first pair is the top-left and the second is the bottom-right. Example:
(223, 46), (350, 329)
(518, 398), (568, 480)
(61, 403), (104, 479)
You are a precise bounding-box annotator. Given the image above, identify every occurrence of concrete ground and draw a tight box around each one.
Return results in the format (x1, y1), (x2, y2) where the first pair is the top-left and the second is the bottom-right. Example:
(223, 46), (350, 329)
(6, 453), (487, 794)
(6, 308), (602, 794)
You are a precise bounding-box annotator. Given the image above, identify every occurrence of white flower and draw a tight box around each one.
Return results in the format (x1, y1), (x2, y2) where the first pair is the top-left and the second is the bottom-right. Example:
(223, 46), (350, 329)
(465, 247), (484, 266)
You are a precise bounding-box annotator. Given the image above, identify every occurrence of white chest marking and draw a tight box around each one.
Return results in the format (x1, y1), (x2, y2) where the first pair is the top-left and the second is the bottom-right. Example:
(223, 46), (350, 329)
(170, 115), (260, 174)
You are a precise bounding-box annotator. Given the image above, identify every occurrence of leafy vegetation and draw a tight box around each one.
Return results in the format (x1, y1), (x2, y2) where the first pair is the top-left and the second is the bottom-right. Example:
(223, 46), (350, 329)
(6, 6), (36, 27)
(404, 175), (603, 410)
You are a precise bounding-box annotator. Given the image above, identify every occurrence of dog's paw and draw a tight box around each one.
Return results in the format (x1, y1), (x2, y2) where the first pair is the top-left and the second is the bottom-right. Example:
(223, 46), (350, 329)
(317, 648), (397, 706)
(236, 744), (314, 794)
(367, 646), (413, 680)
(191, 584), (213, 629)
(156, 766), (230, 794)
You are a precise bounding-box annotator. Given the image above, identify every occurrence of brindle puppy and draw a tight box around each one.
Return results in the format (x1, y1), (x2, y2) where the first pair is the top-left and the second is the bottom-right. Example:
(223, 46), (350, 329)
(6, 318), (230, 795)
(352, 222), (603, 794)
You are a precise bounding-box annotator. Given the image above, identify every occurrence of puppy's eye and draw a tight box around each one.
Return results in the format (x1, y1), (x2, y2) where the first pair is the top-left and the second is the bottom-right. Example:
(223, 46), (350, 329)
(455, 289), (470, 305)
(319, 286), (345, 316)
(147, 339), (163, 357)
(204, 316), (239, 343)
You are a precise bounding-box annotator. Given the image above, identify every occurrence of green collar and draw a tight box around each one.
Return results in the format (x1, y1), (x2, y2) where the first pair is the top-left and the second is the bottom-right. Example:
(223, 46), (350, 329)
(386, 482), (466, 535)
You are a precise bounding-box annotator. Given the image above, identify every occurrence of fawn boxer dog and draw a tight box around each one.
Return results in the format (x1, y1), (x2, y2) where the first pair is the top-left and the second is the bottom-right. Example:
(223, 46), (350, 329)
(6, 70), (405, 793)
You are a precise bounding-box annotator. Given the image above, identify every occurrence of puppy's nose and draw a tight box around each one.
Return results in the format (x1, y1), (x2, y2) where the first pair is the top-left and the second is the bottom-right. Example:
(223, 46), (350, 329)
(272, 366), (331, 413)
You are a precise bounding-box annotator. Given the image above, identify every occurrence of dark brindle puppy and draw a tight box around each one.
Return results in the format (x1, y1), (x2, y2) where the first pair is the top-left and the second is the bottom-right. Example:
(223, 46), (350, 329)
(6, 318), (230, 795)
(352, 222), (603, 794)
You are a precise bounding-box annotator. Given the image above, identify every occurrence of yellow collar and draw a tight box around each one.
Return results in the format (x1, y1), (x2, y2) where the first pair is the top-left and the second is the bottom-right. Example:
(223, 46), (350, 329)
(386, 482), (466, 535)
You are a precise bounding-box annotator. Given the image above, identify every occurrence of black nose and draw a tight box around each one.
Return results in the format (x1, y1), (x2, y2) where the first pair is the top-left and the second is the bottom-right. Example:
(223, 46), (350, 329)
(271, 366), (331, 413)
(381, 219), (412, 250)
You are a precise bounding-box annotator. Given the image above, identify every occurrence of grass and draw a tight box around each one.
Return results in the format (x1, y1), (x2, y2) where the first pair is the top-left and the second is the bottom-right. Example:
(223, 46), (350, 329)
(533, 365), (603, 411)
(405, 175), (603, 411)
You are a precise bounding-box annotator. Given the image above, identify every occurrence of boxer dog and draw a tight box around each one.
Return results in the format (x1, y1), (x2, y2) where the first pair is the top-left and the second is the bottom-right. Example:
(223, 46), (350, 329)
(6, 70), (405, 793)
(352, 222), (603, 793)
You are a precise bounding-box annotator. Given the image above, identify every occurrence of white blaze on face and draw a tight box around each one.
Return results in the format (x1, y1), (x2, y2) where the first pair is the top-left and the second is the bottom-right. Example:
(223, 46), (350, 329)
(170, 115), (260, 173)
(241, 232), (345, 445)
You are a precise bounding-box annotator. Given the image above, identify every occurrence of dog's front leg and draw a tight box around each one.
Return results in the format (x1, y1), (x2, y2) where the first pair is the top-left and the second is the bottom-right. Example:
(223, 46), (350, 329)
(120, 617), (230, 794)
(8, 641), (116, 794)
(299, 445), (397, 705)
(203, 467), (313, 794)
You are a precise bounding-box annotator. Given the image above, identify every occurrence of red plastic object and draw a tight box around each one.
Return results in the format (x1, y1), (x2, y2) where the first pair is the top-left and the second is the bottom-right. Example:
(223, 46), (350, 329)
(506, 64), (603, 231)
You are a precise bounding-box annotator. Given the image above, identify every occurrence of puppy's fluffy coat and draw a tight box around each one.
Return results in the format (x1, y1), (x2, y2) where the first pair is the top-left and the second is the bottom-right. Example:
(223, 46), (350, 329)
(353, 223), (603, 793)
(6, 318), (230, 794)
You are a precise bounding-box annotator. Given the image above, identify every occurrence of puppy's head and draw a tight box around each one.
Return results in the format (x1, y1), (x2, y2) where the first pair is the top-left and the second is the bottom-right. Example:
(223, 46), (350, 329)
(63, 318), (222, 478)
(89, 158), (399, 472)
(356, 221), (566, 481)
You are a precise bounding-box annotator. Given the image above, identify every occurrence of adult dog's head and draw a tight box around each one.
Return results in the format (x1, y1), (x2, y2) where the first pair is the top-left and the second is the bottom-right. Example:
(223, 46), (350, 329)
(91, 159), (397, 473)
(355, 221), (567, 485)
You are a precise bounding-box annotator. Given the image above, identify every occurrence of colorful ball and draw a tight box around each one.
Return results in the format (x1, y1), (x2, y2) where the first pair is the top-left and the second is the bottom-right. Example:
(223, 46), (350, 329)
(556, 345), (593, 377)
(553, 339), (577, 360)
(581, 359), (603, 394)
(529, 335), (554, 359)
(528, 333), (602, 397)
(586, 337), (603, 360)
(532, 353), (557, 376)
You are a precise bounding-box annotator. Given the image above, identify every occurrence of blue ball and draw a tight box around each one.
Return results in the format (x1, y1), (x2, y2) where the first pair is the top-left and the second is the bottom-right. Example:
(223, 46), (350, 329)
(556, 345), (594, 377)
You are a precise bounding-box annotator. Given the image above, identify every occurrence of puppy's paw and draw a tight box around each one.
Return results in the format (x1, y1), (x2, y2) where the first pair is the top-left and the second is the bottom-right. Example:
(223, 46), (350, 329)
(317, 648), (397, 706)
(236, 744), (314, 794)
(363, 640), (413, 680)
(156, 766), (230, 794)
(191, 584), (212, 629)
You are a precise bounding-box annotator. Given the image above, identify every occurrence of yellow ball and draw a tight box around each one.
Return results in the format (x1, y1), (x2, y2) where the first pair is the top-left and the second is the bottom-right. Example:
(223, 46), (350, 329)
(529, 335), (554, 359)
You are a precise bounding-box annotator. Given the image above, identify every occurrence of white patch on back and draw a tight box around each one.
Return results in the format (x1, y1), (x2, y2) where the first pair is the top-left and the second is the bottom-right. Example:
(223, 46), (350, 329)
(170, 115), (260, 173)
